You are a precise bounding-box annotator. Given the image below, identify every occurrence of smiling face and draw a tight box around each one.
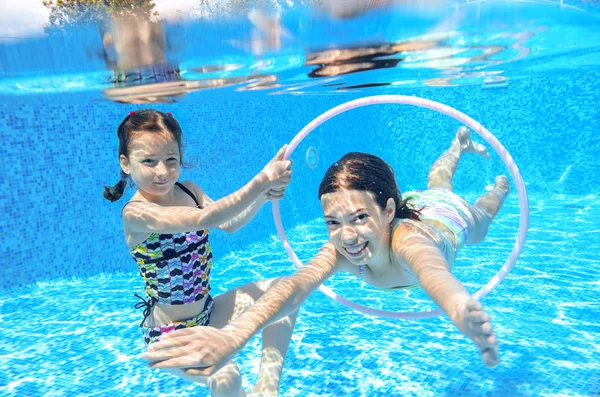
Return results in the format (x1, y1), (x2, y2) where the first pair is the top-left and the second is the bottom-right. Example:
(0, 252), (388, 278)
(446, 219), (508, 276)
(120, 131), (181, 198)
(321, 188), (395, 266)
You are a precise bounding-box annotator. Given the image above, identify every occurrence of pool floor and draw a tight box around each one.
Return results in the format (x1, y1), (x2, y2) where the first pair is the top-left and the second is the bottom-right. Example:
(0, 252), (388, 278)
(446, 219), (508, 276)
(2, 193), (599, 397)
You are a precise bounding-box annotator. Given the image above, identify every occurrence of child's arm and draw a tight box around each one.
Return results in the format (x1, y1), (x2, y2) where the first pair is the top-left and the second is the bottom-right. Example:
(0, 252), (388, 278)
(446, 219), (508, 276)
(392, 224), (499, 367)
(188, 146), (290, 234)
(124, 157), (290, 235)
(141, 243), (341, 375)
(189, 183), (269, 234)
(392, 224), (470, 320)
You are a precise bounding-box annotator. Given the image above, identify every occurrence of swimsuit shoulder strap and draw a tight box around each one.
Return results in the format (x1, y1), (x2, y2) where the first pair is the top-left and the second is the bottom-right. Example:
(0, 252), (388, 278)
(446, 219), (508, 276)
(176, 182), (201, 208)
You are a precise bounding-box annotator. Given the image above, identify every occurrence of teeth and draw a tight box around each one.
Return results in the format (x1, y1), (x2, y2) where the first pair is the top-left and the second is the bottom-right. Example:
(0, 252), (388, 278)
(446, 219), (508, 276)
(345, 242), (366, 254)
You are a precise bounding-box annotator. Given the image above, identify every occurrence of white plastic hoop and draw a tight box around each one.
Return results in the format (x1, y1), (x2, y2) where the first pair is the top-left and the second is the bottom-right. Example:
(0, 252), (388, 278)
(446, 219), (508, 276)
(272, 95), (529, 319)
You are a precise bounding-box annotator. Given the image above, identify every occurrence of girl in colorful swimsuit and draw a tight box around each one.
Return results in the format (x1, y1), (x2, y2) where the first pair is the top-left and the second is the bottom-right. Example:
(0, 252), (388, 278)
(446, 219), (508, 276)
(103, 109), (297, 397)
(140, 126), (510, 375)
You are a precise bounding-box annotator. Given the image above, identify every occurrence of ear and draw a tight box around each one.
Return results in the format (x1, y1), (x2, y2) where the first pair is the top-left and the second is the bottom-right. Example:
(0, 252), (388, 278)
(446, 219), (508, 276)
(384, 197), (396, 223)
(119, 154), (131, 176)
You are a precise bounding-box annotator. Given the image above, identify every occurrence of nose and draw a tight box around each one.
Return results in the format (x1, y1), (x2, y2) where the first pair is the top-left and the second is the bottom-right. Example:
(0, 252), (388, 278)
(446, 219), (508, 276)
(341, 224), (358, 246)
(155, 161), (168, 179)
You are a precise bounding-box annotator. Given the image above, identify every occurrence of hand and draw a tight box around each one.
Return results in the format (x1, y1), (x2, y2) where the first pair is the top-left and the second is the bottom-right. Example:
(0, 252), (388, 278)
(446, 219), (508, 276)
(140, 326), (242, 377)
(259, 145), (292, 190)
(264, 187), (286, 201)
(452, 297), (499, 368)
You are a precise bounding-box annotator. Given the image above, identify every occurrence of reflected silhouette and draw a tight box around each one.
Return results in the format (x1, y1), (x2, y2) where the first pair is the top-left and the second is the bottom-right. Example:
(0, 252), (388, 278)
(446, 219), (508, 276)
(305, 41), (438, 78)
(303, 28), (542, 89)
(100, 12), (281, 103)
(102, 73), (279, 103)
(141, 125), (511, 374)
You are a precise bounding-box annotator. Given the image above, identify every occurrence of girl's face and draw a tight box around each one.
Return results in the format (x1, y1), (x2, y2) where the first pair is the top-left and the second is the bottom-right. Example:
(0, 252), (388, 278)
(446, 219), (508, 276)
(320, 188), (395, 266)
(120, 131), (181, 197)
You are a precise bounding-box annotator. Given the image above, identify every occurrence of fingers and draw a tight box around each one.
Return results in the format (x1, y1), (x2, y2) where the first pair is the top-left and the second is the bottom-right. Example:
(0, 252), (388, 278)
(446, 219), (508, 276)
(145, 332), (194, 352)
(482, 346), (500, 368)
(142, 343), (193, 362)
(267, 189), (285, 200)
(148, 355), (207, 369)
(465, 298), (483, 312)
(473, 331), (497, 350)
(184, 366), (218, 377)
(466, 309), (491, 326)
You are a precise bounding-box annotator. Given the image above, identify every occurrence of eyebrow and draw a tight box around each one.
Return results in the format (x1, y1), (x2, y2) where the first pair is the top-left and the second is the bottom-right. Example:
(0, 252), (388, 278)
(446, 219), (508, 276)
(324, 208), (368, 219)
(136, 151), (179, 157)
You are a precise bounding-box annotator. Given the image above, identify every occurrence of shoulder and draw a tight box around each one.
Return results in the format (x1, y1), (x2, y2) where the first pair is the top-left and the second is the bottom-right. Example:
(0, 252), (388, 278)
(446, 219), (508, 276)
(393, 219), (424, 239)
(391, 219), (437, 257)
(122, 195), (151, 219)
(179, 180), (210, 204)
(179, 180), (204, 196)
(121, 198), (155, 238)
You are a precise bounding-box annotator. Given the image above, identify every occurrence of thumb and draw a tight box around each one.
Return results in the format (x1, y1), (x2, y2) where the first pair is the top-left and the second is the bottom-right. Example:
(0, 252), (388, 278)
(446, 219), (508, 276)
(276, 144), (288, 160)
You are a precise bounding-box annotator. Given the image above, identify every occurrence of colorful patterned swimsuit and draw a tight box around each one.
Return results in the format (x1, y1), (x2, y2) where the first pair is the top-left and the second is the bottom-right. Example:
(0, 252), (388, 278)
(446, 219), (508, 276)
(126, 182), (214, 345)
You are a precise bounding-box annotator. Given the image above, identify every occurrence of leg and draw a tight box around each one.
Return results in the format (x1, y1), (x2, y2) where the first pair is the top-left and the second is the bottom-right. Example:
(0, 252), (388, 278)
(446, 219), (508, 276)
(210, 278), (299, 397)
(145, 315), (247, 397)
(465, 175), (510, 245)
(427, 126), (490, 191)
(164, 364), (246, 397)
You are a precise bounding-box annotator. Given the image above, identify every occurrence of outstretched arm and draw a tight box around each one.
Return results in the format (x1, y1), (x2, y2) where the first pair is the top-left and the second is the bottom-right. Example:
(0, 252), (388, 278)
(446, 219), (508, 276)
(123, 174), (268, 236)
(124, 147), (291, 236)
(189, 146), (290, 234)
(197, 188), (280, 234)
(141, 243), (341, 375)
(392, 224), (499, 367)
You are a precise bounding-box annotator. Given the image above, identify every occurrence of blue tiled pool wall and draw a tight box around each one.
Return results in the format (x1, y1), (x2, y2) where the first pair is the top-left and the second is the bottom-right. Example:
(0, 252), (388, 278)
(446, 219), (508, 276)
(1, 70), (599, 291)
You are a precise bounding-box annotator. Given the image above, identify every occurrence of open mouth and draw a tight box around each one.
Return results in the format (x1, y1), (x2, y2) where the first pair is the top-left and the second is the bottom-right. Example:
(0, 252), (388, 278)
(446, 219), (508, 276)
(344, 242), (368, 257)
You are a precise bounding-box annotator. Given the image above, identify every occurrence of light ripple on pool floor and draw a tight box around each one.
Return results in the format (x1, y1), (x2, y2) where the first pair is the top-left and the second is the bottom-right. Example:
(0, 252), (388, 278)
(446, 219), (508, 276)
(1, 194), (599, 396)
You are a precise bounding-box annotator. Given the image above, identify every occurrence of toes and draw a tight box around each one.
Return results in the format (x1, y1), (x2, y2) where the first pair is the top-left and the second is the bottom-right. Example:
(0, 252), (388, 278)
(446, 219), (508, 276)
(494, 175), (510, 192)
(472, 142), (490, 158)
(457, 126), (470, 138)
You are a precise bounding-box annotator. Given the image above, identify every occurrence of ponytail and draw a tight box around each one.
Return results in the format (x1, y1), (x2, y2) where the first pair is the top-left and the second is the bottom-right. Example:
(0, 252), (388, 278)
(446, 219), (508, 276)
(395, 196), (421, 221)
(103, 171), (129, 202)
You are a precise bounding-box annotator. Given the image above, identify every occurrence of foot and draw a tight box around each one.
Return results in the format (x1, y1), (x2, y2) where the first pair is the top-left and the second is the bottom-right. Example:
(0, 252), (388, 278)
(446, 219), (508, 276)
(453, 298), (499, 368)
(248, 381), (279, 397)
(494, 175), (509, 194)
(455, 126), (490, 159)
(247, 391), (278, 397)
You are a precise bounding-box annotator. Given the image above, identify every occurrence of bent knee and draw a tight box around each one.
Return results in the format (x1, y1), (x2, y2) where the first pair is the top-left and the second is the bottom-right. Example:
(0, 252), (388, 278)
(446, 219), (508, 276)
(255, 276), (285, 292)
(466, 222), (490, 245)
(209, 364), (243, 397)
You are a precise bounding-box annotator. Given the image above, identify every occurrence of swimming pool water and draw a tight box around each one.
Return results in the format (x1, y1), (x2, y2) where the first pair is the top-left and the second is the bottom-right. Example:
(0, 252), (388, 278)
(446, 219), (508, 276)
(2, 1), (600, 396)
(2, 190), (599, 396)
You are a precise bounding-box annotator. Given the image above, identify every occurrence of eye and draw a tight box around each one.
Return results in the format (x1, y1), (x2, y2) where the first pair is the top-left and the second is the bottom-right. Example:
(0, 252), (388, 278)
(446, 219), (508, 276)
(354, 214), (368, 223)
(142, 159), (155, 164)
(167, 157), (178, 162)
(325, 220), (339, 226)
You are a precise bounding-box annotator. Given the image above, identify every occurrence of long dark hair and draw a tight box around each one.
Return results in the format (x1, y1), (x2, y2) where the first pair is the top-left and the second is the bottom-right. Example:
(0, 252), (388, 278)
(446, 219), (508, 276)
(318, 152), (421, 221)
(103, 109), (184, 202)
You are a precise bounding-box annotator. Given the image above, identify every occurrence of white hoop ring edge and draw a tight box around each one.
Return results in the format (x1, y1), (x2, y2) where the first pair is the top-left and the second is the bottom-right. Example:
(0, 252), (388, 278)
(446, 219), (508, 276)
(272, 95), (529, 319)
